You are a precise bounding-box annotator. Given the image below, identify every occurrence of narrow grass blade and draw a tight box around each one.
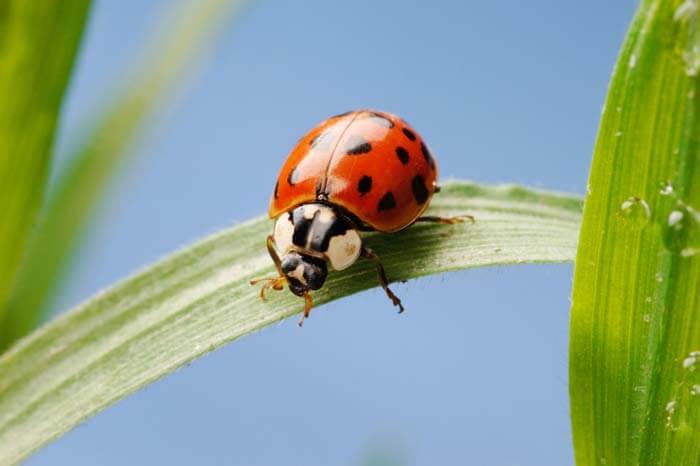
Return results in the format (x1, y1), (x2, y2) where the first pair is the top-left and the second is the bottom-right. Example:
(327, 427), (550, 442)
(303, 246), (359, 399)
(0, 181), (581, 466)
(569, 0), (700, 464)
(0, 0), (248, 351)
(0, 1), (91, 326)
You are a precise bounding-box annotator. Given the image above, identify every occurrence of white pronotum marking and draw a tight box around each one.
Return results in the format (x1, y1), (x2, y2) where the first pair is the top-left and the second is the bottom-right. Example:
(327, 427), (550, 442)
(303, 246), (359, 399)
(326, 229), (361, 270)
(302, 204), (317, 219)
(317, 206), (335, 223)
(273, 214), (294, 254)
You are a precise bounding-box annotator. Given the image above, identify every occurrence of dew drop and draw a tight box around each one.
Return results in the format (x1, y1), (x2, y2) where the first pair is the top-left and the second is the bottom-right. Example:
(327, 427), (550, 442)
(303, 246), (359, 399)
(683, 355), (698, 370)
(683, 45), (700, 77)
(629, 54), (638, 68)
(666, 399), (679, 429)
(666, 204), (700, 257)
(663, 209), (689, 253)
(674, 0), (700, 76)
(645, 296), (652, 303)
(660, 181), (675, 196)
(692, 385), (700, 396)
(643, 313), (651, 323)
(615, 131), (623, 137)
(681, 206), (700, 257)
(619, 196), (651, 228)
(686, 204), (700, 223)
(670, 210), (684, 226)
(675, 0), (698, 21)
(683, 351), (700, 370)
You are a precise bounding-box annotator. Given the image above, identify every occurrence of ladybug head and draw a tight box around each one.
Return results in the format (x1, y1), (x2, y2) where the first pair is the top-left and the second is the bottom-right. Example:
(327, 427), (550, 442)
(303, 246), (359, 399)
(281, 251), (328, 296)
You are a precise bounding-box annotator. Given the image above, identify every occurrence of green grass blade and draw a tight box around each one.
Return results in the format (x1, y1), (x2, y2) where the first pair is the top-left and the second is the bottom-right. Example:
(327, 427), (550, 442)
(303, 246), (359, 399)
(0, 1), (91, 326)
(0, 181), (581, 465)
(569, 0), (700, 464)
(0, 0), (248, 351)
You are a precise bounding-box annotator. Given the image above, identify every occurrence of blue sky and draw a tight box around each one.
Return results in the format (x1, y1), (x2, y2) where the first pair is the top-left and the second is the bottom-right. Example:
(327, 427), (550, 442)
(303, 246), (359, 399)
(29, 1), (636, 465)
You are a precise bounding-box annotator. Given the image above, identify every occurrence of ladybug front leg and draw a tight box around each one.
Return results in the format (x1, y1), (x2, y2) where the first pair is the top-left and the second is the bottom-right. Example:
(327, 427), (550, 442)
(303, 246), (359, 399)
(250, 235), (287, 300)
(415, 214), (475, 225)
(298, 292), (314, 327)
(361, 246), (405, 313)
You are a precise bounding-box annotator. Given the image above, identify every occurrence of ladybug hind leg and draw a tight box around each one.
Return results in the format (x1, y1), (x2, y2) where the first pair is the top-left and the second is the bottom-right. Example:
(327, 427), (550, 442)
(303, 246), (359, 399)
(250, 235), (287, 300)
(420, 185), (475, 224)
(362, 246), (405, 313)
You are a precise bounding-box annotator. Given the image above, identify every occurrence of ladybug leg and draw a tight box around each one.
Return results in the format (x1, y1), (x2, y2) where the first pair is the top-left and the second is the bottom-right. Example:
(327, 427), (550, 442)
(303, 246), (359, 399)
(298, 292), (314, 327)
(361, 246), (405, 313)
(415, 214), (475, 225)
(265, 234), (285, 276)
(250, 235), (287, 300)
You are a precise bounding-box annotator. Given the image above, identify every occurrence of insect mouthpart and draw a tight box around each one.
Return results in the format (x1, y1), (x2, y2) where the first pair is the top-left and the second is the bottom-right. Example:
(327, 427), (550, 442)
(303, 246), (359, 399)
(280, 251), (328, 296)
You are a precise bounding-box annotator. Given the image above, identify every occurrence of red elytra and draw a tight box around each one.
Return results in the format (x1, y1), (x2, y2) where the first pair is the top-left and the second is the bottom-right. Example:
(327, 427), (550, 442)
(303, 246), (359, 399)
(269, 109), (438, 232)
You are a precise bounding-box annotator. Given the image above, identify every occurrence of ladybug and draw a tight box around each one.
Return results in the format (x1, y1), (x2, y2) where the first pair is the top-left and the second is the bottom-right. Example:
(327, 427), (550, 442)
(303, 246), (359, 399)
(251, 109), (471, 325)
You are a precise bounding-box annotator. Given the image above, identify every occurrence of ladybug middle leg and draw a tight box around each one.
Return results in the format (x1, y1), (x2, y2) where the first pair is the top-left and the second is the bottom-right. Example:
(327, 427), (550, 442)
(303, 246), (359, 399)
(361, 246), (405, 313)
(250, 235), (287, 299)
(415, 214), (475, 225)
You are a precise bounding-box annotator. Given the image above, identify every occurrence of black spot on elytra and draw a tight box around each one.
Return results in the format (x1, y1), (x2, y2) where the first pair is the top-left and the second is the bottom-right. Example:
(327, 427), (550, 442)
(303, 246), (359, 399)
(273, 180), (279, 198)
(420, 141), (435, 167)
(412, 175), (429, 205)
(366, 112), (394, 128)
(287, 166), (299, 185)
(357, 175), (372, 196)
(344, 135), (372, 155)
(395, 146), (409, 165)
(377, 191), (396, 212)
(402, 127), (416, 141)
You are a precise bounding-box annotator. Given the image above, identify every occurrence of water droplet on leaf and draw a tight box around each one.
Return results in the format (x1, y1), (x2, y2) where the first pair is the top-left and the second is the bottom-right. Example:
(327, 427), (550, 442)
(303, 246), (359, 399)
(664, 209), (689, 253)
(619, 196), (651, 229)
(660, 181), (675, 196)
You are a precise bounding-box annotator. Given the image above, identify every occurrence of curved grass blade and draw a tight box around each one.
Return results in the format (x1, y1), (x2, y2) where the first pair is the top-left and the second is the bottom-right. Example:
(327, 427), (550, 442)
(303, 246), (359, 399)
(0, 0), (248, 352)
(0, 0), (91, 328)
(569, 0), (700, 464)
(0, 181), (581, 466)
